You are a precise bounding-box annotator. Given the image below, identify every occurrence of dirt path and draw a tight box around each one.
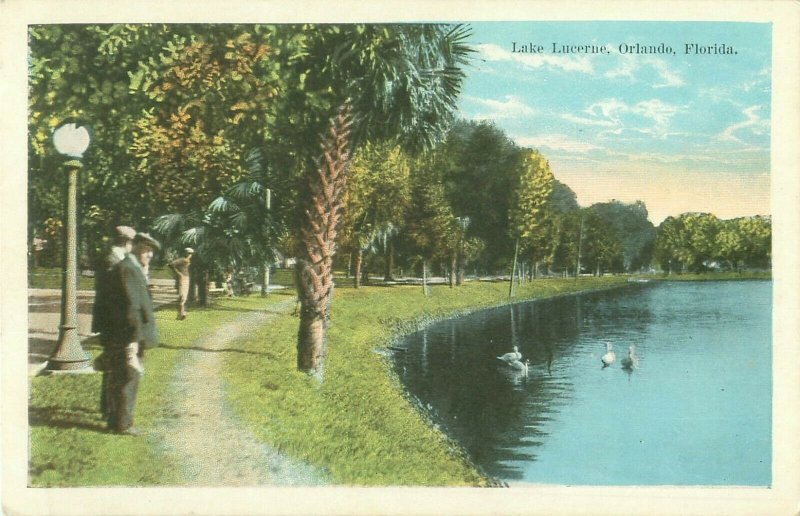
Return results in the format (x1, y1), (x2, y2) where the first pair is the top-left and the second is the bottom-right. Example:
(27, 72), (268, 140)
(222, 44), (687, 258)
(151, 300), (326, 486)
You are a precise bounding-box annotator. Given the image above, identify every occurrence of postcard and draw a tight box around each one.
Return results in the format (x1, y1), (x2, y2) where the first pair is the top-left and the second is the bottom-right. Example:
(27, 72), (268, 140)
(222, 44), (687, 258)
(2, 1), (799, 515)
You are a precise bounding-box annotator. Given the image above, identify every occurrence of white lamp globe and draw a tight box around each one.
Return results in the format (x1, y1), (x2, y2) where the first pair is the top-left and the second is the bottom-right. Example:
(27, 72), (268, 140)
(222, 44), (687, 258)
(53, 123), (91, 158)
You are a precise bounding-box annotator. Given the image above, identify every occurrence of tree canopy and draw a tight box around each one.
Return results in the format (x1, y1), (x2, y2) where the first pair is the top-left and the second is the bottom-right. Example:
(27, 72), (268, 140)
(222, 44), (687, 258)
(28, 23), (770, 283)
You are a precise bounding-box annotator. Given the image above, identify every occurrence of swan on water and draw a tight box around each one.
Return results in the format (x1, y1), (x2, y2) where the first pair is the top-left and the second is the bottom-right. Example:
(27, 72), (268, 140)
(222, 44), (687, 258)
(601, 342), (616, 367)
(497, 346), (522, 363)
(621, 345), (637, 370)
(508, 358), (530, 374)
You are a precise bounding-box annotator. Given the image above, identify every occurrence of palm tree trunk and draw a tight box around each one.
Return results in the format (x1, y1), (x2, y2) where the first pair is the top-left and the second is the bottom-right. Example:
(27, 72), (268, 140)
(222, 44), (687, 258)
(295, 105), (352, 375)
(296, 297), (326, 372)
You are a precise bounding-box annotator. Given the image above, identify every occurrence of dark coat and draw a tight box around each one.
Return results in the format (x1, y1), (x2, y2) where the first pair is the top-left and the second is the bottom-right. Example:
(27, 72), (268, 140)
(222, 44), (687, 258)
(91, 249), (126, 342)
(115, 255), (158, 349)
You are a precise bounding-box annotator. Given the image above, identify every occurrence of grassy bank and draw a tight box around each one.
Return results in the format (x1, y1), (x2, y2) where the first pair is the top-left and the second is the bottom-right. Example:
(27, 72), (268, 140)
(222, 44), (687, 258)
(223, 276), (627, 486)
(645, 270), (771, 281)
(28, 295), (280, 486)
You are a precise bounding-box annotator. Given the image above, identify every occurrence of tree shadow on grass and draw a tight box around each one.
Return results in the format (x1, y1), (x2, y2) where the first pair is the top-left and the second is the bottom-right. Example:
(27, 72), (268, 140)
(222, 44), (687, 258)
(184, 304), (294, 315)
(29, 406), (108, 433)
(157, 343), (276, 358)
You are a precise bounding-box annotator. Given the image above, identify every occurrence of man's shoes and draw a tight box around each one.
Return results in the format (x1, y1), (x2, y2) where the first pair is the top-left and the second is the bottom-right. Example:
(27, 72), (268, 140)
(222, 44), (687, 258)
(115, 426), (143, 436)
(177, 314), (186, 320)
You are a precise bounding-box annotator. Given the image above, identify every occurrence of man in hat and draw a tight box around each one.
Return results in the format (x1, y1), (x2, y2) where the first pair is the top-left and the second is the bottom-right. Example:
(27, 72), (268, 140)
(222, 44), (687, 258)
(92, 225), (136, 420)
(107, 232), (160, 435)
(168, 247), (193, 320)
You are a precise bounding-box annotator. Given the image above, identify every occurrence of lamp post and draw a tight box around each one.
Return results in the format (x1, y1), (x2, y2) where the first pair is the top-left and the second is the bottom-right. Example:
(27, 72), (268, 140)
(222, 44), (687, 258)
(46, 122), (92, 372)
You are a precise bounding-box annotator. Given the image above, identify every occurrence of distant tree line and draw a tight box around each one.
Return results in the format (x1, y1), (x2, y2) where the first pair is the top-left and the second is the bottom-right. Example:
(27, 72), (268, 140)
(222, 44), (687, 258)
(654, 213), (771, 273)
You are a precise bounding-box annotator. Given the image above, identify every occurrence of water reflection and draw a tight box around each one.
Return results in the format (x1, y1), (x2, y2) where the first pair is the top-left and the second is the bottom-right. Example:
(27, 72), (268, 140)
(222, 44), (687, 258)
(395, 291), (596, 479)
(394, 281), (772, 485)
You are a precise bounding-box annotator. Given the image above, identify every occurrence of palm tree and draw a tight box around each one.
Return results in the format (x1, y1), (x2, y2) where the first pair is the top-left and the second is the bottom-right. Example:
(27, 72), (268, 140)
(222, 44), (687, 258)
(153, 149), (287, 304)
(294, 24), (473, 375)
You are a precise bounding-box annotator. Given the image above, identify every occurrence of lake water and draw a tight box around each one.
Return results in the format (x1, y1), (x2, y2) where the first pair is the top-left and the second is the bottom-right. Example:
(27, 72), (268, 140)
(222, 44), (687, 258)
(393, 281), (772, 486)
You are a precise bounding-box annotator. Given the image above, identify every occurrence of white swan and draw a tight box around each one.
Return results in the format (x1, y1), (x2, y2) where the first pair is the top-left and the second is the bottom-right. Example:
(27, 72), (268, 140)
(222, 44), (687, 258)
(621, 345), (637, 370)
(508, 358), (530, 374)
(601, 342), (616, 367)
(497, 346), (522, 363)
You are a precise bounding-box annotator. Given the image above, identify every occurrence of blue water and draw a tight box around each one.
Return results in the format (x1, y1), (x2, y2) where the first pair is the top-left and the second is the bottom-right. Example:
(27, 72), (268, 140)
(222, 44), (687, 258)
(394, 281), (772, 485)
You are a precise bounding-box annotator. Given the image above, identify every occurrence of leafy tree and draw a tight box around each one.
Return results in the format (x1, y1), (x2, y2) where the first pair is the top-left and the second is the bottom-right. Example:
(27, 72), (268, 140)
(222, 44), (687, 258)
(403, 154), (459, 293)
(579, 208), (621, 276)
(737, 215), (771, 269)
(717, 215), (771, 270)
(508, 149), (555, 282)
(583, 200), (655, 273)
(547, 209), (582, 277)
(655, 212), (723, 273)
(340, 141), (411, 288)
(129, 29), (282, 214)
(440, 120), (523, 272)
(655, 215), (687, 273)
(28, 25), (158, 265)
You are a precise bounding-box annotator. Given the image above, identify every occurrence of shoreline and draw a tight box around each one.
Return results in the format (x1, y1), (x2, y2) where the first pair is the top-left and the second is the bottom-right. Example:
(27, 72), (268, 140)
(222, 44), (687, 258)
(222, 276), (629, 486)
(378, 278), (632, 486)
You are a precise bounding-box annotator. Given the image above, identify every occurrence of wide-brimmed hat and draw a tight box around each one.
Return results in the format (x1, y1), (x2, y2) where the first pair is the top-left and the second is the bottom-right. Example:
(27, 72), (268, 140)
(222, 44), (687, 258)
(133, 232), (161, 250)
(114, 225), (136, 242)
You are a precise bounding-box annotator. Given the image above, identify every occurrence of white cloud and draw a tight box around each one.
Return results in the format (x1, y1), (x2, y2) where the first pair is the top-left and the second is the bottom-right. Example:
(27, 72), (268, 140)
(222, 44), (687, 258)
(464, 94), (536, 120)
(565, 98), (681, 139)
(476, 43), (594, 74)
(632, 99), (679, 129)
(562, 113), (616, 127)
(604, 54), (636, 80)
(587, 98), (629, 120)
(718, 105), (769, 143)
(604, 55), (685, 88)
(649, 59), (685, 88)
(741, 67), (771, 93)
(515, 134), (603, 154)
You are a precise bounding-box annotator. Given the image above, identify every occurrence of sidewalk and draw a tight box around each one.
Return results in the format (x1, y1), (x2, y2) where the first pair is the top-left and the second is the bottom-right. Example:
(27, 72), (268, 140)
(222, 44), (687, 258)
(28, 279), (176, 376)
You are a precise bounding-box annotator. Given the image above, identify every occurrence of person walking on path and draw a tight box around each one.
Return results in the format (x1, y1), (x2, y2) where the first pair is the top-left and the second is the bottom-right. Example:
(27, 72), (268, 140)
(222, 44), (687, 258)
(169, 248), (193, 320)
(107, 232), (160, 436)
(91, 225), (136, 421)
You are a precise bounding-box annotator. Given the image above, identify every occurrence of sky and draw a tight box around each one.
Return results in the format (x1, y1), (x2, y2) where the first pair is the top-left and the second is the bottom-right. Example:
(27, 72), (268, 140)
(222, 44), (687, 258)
(457, 21), (772, 224)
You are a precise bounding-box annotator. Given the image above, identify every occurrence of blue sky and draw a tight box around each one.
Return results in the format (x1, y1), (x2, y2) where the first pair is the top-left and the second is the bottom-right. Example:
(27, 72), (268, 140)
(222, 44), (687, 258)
(457, 22), (771, 223)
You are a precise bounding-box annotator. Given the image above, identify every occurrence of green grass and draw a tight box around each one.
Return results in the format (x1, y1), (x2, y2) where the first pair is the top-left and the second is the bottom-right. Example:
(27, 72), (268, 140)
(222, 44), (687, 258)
(28, 266), (177, 289)
(223, 276), (627, 486)
(28, 268), (95, 290)
(28, 295), (279, 486)
(29, 276), (627, 486)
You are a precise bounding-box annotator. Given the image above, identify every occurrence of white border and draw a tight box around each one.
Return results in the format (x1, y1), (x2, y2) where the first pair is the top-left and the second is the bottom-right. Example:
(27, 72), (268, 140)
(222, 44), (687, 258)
(2, 1), (798, 515)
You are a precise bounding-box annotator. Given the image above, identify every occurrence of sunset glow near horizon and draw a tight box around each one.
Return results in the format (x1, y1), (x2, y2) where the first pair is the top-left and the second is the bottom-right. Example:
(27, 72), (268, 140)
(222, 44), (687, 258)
(457, 21), (771, 224)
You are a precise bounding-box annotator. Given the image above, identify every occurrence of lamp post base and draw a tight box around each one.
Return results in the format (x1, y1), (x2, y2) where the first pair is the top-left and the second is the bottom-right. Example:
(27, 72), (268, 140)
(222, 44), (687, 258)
(45, 325), (93, 372)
